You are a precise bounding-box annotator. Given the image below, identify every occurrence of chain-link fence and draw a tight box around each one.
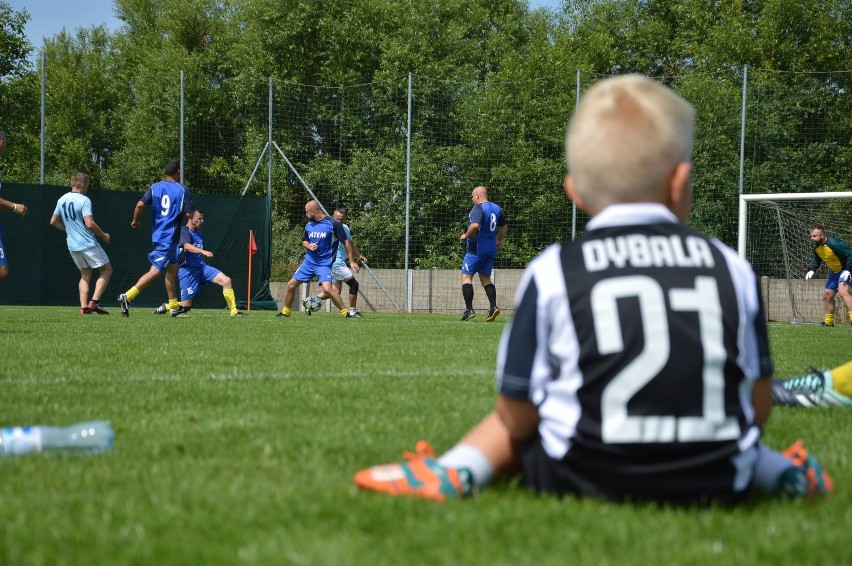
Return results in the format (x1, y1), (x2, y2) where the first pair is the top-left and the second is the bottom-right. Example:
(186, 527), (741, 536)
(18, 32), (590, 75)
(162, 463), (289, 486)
(11, 67), (851, 312)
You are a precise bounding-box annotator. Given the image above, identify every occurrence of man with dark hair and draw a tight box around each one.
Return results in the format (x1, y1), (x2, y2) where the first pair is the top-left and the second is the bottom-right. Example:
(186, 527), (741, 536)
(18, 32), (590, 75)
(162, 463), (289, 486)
(118, 159), (193, 316)
(153, 209), (244, 317)
(0, 127), (29, 280)
(316, 207), (367, 316)
(804, 225), (852, 326)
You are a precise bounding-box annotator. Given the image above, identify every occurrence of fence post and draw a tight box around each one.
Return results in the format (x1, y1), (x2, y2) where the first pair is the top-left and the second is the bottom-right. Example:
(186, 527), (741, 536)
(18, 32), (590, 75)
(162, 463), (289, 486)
(180, 70), (185, 184)
(405, 72), (413, 312)
(738, 64), (748, 197)
(736, 65), (749, 258)
(572, 69), (581, 240)
(40, 52), (46, 185)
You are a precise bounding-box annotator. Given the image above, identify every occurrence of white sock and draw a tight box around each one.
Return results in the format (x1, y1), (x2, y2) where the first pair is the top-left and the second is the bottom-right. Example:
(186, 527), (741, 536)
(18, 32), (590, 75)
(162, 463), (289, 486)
(752, 444), (793, 493)
(437, 444), (493, 489)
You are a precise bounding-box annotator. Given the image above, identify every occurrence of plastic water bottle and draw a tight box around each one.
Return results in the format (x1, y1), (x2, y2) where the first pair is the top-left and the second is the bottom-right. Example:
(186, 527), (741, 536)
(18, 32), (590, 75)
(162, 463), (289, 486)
(0, 420), (114, 456)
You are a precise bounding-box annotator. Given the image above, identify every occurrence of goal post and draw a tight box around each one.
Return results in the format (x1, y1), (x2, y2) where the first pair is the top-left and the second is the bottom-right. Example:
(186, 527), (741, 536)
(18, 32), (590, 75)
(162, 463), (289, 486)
(738, 191), (852, 324)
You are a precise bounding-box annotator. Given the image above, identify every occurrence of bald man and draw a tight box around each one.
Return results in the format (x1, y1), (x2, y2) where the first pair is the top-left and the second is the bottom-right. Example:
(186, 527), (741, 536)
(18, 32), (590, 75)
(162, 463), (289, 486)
(459, 186), (507, 321)
(277, 200), (358, 318)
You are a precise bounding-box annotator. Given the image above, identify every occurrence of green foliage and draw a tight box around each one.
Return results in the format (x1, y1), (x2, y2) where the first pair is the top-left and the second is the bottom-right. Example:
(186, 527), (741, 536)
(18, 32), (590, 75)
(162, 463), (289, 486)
(0, 1), (31, 79)
(1, 0), (850, 265)
(0, 309), (849, 564)
(39, 27), (123, 187)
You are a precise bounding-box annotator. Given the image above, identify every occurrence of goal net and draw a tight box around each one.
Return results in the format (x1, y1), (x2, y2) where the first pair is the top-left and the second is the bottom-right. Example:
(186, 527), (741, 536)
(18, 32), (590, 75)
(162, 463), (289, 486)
(739, 192), (852, 324)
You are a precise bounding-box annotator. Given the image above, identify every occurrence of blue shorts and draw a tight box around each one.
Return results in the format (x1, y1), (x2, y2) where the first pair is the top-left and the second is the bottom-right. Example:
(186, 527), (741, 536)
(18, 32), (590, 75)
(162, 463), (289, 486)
(293, 261), (333, 284)
(825, 271), (841, 291)
(0, 234), (7, 267)
(178, 265), (222, 302)
(461, 252), (496, 276)
(148, 243), (179, 272)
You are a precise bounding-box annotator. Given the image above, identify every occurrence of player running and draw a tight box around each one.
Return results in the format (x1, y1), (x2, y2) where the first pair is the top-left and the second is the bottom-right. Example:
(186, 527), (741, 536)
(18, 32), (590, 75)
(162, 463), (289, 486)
(316, 207), (368, 317)
(276, 200), (357, 318)
(117, 159), (193, 316)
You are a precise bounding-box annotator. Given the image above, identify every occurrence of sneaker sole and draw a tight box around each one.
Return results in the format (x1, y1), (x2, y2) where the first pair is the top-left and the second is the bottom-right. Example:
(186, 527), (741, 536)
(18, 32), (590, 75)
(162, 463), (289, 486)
(118, 296), (129, 317)
(486, 309), (501, 322)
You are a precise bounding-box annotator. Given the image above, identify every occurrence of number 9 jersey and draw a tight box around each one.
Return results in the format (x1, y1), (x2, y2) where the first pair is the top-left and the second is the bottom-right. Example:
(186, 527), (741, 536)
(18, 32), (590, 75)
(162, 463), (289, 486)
(140, 179), (193, 246)
(496, 202), (773, 503)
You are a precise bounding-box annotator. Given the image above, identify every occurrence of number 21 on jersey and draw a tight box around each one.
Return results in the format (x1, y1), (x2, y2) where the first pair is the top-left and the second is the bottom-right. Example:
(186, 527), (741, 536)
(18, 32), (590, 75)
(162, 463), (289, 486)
(592, 275), (741, 444)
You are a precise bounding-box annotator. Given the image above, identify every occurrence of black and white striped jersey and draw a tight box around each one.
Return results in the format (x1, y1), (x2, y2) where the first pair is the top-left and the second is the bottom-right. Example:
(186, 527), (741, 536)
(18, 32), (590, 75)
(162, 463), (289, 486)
(497, 203), (773, 495)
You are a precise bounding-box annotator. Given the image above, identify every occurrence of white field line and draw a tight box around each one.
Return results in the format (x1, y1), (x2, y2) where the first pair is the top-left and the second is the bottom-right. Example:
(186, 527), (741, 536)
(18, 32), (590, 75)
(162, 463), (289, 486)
(3, 367), (495, 385)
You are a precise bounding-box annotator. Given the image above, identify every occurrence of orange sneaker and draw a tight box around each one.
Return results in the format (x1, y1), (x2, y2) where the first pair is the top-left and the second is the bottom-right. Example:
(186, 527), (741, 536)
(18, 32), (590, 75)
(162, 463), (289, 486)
(780, 439), (834, 500)
(353, 440), (471, 502)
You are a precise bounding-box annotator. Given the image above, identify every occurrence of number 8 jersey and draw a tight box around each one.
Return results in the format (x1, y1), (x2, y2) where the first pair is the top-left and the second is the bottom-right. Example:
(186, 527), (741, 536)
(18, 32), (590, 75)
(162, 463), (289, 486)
(497, 203), (773, 501)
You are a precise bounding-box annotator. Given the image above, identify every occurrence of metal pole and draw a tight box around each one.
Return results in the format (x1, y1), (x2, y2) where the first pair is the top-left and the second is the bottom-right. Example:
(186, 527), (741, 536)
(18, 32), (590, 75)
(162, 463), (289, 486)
(572, 69), (581, 240)
(180, 70), (185, 184)
(736, 65), (749, 257)
(40, 52), (46, 185)
(738, 65), (748, 196)
(268, 76), (273, 198)
(241, 142), (269, 196)
(405, 72), (413, 312)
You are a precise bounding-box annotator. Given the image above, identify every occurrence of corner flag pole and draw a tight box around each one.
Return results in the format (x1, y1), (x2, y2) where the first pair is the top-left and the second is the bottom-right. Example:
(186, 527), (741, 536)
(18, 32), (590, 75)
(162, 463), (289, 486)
(248, 230), (258, 311)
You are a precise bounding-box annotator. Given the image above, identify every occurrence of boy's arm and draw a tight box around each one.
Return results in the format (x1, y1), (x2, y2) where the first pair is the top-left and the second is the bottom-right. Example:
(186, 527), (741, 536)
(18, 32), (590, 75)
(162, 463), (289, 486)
(496, 395), (539, 441)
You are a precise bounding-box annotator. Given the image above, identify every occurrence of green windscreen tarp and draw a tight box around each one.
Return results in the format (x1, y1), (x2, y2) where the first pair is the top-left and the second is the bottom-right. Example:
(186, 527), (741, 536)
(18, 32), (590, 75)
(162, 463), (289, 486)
(0, 183), (276, 310)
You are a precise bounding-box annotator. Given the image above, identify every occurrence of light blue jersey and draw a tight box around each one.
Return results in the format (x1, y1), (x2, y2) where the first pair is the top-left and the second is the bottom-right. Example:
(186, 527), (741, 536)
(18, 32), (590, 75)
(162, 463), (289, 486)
(54, 192), (98, 251)
(332, 224), (353, 268)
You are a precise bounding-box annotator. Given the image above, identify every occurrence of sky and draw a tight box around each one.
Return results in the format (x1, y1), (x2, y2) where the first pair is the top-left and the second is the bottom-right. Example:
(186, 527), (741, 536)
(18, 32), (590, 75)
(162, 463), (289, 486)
(7, 0), (123, 52)
(8, 0), (562, 53)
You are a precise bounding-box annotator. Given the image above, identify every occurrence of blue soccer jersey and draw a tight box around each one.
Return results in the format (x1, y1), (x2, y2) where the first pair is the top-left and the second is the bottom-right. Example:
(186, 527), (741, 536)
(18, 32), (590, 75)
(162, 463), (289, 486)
(140, 180), (193, 245)
(302, 216), (349, 267)
(466, 201), (506, 256)
(178, 225), (206, 269)
(54, 192), (98, 252)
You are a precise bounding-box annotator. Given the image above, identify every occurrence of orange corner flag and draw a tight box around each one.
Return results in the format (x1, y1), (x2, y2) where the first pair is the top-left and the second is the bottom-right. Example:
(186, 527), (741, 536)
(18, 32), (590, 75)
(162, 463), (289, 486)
(248, 230), (257, 311)
(249, 230), (258, 256)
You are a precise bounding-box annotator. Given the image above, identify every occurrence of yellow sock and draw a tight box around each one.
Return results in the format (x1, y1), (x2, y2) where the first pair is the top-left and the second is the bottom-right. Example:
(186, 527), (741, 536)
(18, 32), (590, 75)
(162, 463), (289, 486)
(340, 308), (349, 317)
(829, 360), (852, 397)
(223, 289), (237, 314)
(167, 298), (180, 310)
(126, 286), (140, 302)
(282, 307), (291, 316)
(824, 313), (835, 326)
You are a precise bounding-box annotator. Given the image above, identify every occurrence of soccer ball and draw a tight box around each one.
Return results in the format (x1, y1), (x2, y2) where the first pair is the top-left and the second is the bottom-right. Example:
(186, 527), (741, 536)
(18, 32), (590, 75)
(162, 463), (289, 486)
(303, 295), (322, 313)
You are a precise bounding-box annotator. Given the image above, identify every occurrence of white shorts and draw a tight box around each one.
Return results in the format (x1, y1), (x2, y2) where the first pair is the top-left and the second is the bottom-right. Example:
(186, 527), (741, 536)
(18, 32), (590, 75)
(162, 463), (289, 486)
(70, 244), (110, 270)
(331, 264), (354, 282)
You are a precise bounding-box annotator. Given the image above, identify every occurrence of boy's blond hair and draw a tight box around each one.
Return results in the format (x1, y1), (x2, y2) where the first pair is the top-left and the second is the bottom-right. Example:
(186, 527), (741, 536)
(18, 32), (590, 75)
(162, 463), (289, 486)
(566, 74), (695, 213)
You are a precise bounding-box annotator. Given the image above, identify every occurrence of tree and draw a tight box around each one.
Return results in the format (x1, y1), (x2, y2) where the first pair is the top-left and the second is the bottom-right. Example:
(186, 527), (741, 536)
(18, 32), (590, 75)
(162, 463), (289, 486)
(0, 2), (38, 182)
(40, 26), (123, 187)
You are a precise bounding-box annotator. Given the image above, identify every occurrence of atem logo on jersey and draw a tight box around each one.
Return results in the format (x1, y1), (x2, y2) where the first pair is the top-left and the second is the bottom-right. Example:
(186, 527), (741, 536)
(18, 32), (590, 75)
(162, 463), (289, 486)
(309, 232), (328, 239)
(582, 234), (715, 272)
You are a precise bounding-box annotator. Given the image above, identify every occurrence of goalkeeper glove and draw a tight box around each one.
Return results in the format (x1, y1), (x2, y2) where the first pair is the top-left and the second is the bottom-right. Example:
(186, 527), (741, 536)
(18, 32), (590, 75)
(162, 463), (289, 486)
(805, 270), (815, 280)
(840, 270), (851, 284)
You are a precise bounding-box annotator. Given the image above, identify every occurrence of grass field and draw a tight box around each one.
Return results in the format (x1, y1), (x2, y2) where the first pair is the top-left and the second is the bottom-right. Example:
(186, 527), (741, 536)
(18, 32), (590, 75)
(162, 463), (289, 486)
(1, 306), (850, 565)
